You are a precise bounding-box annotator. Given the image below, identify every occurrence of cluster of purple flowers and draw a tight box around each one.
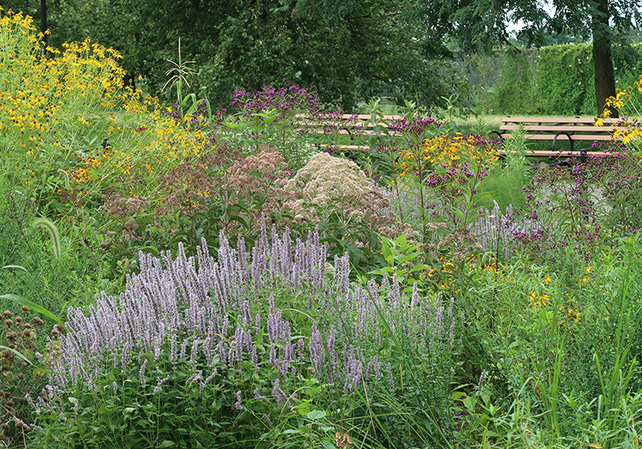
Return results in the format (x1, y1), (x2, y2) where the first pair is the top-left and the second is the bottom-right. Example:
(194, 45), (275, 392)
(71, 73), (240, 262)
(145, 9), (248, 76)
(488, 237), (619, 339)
(472, 201), (546, 259)
(230, 84), (320, 118)
(389, 116), (441, 135)
(40, 222), (462, 412)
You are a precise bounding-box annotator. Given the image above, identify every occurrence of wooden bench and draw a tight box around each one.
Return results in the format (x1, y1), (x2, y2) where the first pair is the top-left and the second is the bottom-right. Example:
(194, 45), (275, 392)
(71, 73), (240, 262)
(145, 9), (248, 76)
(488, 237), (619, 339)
(497, 116), (624, 158)
(295, 113), (404, 151)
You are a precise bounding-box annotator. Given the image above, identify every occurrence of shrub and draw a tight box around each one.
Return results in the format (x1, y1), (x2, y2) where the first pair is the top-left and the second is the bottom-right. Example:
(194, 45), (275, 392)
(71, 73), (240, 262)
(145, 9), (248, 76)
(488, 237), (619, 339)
(31, 224), (463, 448)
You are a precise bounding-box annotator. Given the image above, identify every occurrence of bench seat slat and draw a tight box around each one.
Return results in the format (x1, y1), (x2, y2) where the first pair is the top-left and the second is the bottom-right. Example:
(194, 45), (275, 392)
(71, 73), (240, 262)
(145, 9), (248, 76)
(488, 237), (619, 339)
(500, 125), (624, 133)
(502, 134), (614, 141)
(501, 116), (620, 125)
(498, 150), (617, 157)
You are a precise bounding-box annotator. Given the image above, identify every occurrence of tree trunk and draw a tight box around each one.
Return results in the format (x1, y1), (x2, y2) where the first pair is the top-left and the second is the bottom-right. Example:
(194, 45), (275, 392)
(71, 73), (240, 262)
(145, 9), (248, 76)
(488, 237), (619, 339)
(592, 0), (617, 117)
(40, 0), (47, 46)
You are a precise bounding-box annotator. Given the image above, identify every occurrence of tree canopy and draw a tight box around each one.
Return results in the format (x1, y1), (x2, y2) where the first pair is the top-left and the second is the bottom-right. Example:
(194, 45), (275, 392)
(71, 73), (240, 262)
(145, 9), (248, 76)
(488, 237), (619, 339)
(410, 0), (642, 114)
(0, 0), (468, 109)
(2, 0), (639, 113)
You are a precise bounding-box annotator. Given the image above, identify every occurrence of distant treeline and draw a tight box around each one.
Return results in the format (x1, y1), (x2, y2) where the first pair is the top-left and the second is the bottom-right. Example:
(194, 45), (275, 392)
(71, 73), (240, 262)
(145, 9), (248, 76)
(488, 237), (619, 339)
(458, 43), (642, 116)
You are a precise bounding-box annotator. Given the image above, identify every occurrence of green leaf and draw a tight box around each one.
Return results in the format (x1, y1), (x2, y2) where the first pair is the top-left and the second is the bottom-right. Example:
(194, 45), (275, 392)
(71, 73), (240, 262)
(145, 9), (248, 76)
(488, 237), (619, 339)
(0, 294), (62, 324)
(158, 441), (176, 448)
(396, 234), (408, 247)
(381, 235), (393, 260)
(139, 246), (160, 258)
(306, 410), (327, 420)
(0, 346), (33, 366)
(227, 214), (249, 229)
(2, 265), (28, 272)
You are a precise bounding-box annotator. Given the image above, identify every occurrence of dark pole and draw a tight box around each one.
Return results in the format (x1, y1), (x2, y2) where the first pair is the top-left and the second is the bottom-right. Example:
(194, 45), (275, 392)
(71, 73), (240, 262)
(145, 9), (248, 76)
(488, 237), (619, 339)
(40, 0), (47, 47)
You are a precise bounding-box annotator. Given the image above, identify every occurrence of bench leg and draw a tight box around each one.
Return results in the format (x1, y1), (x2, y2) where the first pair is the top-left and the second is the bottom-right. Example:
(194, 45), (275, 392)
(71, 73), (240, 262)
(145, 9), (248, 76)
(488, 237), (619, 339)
(551, 132), (574, 153)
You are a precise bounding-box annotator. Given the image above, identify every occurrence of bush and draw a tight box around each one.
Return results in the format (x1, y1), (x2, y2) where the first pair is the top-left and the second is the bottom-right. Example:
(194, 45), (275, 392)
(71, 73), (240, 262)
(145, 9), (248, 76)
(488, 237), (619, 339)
(30, 225), (463, 448)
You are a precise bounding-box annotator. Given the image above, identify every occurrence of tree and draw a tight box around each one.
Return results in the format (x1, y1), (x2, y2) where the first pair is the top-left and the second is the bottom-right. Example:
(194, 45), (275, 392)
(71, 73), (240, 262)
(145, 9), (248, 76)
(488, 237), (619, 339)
(1, 0), (467, 109)
(410, 0), (642, 115)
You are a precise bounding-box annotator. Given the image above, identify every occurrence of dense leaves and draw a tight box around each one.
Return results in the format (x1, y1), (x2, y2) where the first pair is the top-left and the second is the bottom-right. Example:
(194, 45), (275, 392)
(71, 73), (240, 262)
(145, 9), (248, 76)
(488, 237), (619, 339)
(0, 0), (467, 109)
(409, 0), (642, 113)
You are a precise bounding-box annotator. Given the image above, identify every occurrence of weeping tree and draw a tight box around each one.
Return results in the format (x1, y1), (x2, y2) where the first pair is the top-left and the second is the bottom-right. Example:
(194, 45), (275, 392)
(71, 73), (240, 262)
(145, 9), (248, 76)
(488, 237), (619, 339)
(409, 0), (642, 116)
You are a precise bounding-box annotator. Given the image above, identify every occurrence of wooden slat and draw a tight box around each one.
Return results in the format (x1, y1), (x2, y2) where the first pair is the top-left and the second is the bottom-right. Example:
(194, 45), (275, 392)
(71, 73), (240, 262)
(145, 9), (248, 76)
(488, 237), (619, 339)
(301, 129), (401, 138)
(500, 125), (623, 133)
(501, 116), (621, 125)
(295, 121), (393, 129)
(295, 113), (404, 121)
(502, 134), (614, 141)
(317, 144), (370, 151)
(499, 150), (618, 157)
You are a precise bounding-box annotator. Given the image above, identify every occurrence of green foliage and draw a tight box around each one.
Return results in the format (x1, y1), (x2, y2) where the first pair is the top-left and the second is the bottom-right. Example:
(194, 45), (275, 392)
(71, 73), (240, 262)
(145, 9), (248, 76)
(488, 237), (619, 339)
(5, 6), (642, 447)
(456, 235), (642, 448)
(9, 0), (467, 110)
(491, 50), (537, 115)
(368, 234), (430, 291)
(0, 304), (50, 447)
(31, 218), (61, 261)
(457, 52), (504, 114)
(476, 130), (529, 211)
(31, 353), (338, 448)
(485, 43), (642, 115)
(535, 44), (595, 115)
